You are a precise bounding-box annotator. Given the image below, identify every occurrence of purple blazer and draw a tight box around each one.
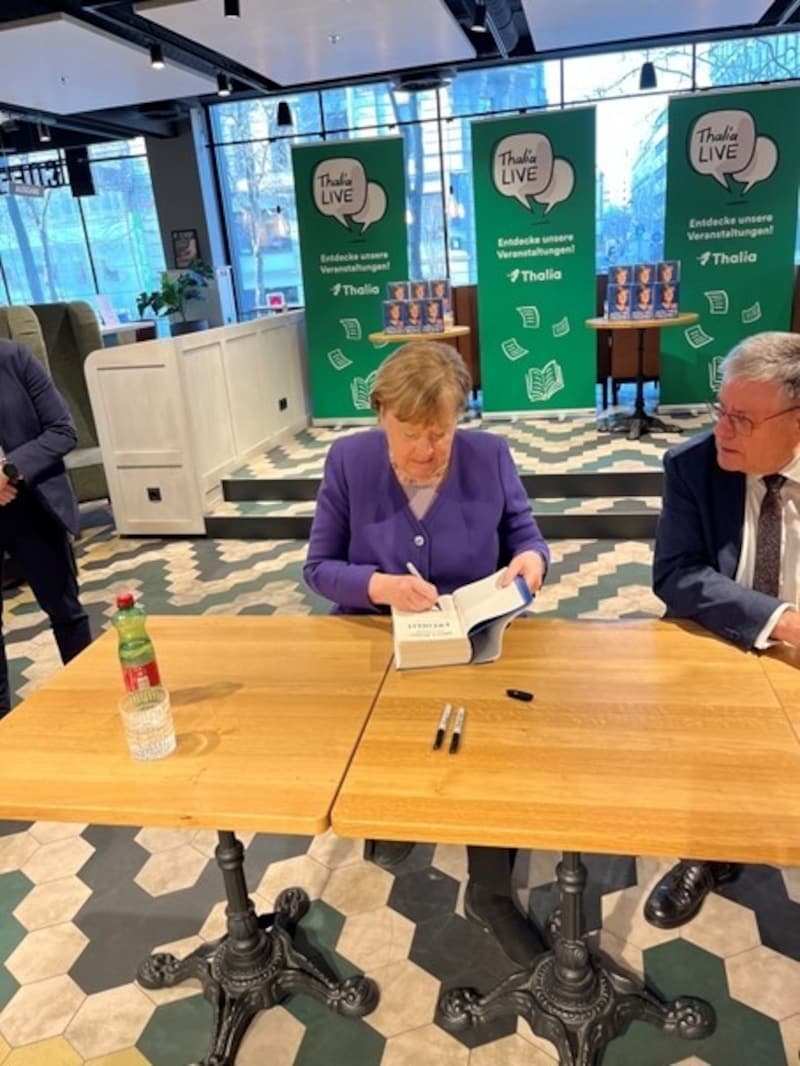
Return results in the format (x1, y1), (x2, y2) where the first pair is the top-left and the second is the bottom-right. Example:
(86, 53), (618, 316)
(304, 428), (550, 613)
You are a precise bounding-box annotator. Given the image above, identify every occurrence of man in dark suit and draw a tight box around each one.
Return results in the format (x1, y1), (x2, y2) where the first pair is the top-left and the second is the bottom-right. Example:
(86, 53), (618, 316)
(0, 339), (92, 717)
(645, 331), (800, 928)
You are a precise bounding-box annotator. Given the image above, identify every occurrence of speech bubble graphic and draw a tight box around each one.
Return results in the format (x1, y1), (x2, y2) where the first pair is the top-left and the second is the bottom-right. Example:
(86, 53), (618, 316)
(313, 157), (367, 227)
(493, 133), (554, 209)
(533, 157), (575, 214)
(351, 181), (387, 232)
(689, 110), (756, 189)
(731, 134), (778, 193)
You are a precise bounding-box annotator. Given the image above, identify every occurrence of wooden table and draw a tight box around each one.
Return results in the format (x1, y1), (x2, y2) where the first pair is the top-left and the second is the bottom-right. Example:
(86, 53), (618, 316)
(368, 325), (470, 345)
(0, 616), (392, 1066)
(585, 313), (699, 440)
(333, 618), (800, 1064)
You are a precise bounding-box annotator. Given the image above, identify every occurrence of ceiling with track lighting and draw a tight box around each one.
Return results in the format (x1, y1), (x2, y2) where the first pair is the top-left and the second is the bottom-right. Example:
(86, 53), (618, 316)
(0, 0), (795, 153)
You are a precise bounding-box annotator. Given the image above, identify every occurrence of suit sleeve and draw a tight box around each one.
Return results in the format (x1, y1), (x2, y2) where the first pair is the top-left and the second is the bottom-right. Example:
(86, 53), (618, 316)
(303, 445), (378, 610)
(653, 450), (780, 650)
(5, 344), (78, 484)
(497, 439), (550, 574)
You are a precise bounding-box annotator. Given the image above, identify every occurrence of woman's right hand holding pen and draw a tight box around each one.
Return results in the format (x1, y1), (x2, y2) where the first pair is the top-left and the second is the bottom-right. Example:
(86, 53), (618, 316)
(368, 572), (440, 612)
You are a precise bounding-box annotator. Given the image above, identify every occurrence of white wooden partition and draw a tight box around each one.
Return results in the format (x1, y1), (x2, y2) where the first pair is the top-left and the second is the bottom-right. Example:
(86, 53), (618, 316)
(85, 312), (309, 535)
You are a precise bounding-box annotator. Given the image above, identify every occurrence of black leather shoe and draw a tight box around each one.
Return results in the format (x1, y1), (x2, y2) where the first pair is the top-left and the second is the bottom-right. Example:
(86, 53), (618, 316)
(465, 881), (546, 967)
(364, 839), (414, 870)
(644, 861), (741, 929)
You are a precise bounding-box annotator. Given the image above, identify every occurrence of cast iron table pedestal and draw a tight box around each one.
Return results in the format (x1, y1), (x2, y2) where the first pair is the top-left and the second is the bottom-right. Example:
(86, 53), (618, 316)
(436, 851), (715, 1066)
(137, 831), (379, 1066)
(603, 325), (683, 440)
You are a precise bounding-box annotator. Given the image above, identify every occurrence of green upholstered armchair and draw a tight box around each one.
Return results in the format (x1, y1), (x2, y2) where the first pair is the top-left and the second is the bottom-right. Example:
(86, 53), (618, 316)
(29, 301), (108, 503)
(0, 305), (49, 368)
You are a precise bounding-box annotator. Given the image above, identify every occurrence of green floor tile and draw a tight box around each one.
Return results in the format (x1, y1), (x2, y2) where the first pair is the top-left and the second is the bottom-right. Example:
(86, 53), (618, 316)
(602, 939), (785, 1066)
(0, 913), (27, 962)
(0, 870), (34, 915)
(0, 964), (19, 1013)
(137, 994), (213, 1066)
(294, 900), (360, 982)
(290, 996), (385, 1066)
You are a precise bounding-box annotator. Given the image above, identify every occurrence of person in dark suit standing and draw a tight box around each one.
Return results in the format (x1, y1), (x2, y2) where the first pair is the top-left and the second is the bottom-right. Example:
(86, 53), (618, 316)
(0, 339), (92, 717)
(645, 331), (800, 928)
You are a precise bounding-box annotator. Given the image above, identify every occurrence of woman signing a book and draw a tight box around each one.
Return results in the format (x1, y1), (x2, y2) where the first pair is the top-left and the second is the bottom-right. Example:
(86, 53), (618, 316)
(303, 341), (550, 968)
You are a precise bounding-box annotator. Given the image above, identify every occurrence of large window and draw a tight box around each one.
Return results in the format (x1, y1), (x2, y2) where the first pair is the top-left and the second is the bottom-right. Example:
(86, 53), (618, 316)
(0, 138), (164, 318)
(208, 31), (800, 300)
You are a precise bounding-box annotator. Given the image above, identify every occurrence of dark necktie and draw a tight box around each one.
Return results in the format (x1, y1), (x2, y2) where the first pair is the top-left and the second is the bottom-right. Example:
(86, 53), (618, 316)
(752, 474), (786, 597)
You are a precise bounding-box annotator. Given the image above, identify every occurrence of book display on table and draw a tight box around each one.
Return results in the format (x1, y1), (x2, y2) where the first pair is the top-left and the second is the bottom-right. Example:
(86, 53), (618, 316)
(381, 279), (453, 334)
(391, 568), (533, 669)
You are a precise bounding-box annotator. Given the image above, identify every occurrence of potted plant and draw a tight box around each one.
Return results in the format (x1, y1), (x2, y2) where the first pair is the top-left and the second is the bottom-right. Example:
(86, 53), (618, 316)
(136, 259), (215, 336)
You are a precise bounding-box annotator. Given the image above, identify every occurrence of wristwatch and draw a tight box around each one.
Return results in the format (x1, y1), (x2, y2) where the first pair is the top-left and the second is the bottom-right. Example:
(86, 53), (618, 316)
(2, 462), (21, 485)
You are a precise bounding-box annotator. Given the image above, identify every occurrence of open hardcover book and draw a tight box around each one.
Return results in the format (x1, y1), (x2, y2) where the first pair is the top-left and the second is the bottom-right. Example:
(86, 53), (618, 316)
(391, 568), (534, 670)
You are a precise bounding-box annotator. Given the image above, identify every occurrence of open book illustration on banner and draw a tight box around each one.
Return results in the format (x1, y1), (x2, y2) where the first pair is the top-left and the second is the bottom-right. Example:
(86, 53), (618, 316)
(350, 370), (377, 410)
(526, 359), (564, 403)
(391, 568), (533, 670)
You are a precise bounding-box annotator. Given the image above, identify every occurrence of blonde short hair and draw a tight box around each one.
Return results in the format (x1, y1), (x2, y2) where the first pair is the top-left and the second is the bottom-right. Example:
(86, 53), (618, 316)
(370, 342), (471, 423)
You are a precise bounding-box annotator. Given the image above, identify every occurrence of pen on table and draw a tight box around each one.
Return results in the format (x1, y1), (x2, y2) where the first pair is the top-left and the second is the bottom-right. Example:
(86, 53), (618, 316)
(432, 703), (452, 750)
(449, 706), (466, 755)
(405, 561), (441, 609)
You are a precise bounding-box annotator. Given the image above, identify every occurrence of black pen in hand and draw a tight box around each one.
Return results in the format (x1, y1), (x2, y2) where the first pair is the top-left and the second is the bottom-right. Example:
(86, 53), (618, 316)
(449, 707), (466, 754)
(432, 703), (452, 750)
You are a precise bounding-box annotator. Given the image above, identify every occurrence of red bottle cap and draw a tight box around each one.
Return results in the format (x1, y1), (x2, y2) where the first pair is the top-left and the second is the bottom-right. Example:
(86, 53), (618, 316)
(116, 592), (135, 609)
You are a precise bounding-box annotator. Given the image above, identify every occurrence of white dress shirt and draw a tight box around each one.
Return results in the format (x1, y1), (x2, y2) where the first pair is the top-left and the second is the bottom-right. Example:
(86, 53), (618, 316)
(735, 451), (800, 648)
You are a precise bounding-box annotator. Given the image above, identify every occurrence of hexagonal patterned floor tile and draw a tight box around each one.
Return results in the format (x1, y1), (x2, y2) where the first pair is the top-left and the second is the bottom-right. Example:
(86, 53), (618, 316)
(602, 939), (785, 1065)
(470, 1033), (558, 1065)
(0, 975), (85, 1046)
(321, 861), (394, 918)
(134, 828), (196, 854)
(134, 846), (209, 898)
(85, 1051), (151, 1066)
(21, 837), (94, 885)
(720, 865), (800, 962)
(600, 857), (682, 951)
(235, 1005), (305, 1066)
(307, 830), (363, 870)
(364, 958), (440, 1038)
(726, 945), (800, 1021)
(780, 1012), (800, 1065)
(136, 994), (213, 1066)
(29, 822), (87, 845)
(680, 892), (761, 958)
(0, 1034), (8, 1063)
(65, 984), (155, 1059)
(3, 1037), (81, 1065)
(336, 906), (415, 972)
(257, 855), (330, 909)
(382, 1022), (469, 1065)
(12, 876), (91, 932)
(0, 835), (39, 878)
(5, 922), (88, 984)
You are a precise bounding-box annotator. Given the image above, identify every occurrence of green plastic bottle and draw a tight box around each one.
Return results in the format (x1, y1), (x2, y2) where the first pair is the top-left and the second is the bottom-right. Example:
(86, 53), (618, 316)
(113, 592), (161, 692)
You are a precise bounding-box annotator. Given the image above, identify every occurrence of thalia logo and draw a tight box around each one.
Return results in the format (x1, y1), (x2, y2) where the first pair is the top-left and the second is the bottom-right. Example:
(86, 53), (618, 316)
(329, 283), (379, 296)
(697, 249), (757, 266)
(506, 268), (563, 283)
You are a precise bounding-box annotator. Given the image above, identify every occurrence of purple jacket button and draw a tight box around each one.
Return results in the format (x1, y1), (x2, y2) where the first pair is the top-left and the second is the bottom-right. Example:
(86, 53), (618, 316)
(414, 535), (425, 547)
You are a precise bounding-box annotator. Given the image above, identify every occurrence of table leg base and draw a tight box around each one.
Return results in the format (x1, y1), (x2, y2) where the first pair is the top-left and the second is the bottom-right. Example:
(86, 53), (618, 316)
(601, 411), (683, 440)
(436, 949), (714, 1066)
(137, 887), (379, 1066)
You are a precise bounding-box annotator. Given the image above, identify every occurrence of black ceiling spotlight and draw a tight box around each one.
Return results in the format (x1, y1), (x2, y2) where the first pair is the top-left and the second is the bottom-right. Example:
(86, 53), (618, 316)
(217, 73), (232, 97)
(224, 0), (241, 17)
(149, 43), (164, 69)
(276, 100), (293, 127)
(639, 60), (657, 90)
(472, 0), (488, 32)
(36, 122), (51, 143)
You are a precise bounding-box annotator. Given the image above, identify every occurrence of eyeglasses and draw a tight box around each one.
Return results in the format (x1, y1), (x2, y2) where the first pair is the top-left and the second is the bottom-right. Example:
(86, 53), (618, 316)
(707, 401), (800, 438)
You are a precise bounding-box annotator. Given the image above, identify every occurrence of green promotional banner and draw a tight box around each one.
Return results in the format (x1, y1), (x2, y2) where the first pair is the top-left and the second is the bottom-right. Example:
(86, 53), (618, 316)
(662, 87), (800, 404)
(292, 138), (408, 421)
(471, 108), (596, 414)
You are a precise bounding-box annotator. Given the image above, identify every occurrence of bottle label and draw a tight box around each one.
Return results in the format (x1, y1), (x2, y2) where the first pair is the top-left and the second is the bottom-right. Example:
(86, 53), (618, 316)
(122, 661), (161, 692)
